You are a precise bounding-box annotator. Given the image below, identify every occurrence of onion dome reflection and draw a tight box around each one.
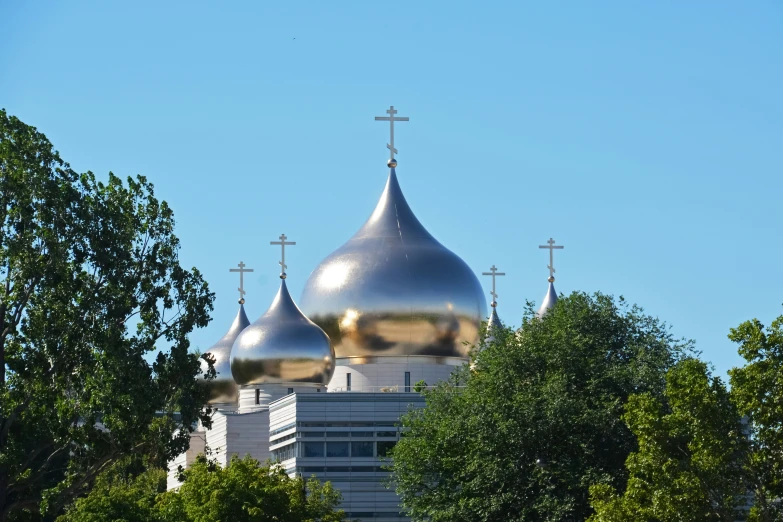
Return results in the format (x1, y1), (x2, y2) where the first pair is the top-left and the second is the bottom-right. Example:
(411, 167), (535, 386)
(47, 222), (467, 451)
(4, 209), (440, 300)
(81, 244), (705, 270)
(300, 167), (487, 359)
(230, 276), (335, 386)
(201, 303), (249, 407)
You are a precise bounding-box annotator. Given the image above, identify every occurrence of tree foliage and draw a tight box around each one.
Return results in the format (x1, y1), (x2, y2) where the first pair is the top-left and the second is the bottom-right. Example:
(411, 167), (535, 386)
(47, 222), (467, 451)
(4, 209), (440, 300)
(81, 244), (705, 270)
(61, 455), (346, 522)
(390, 292), (691, 522)
(728, 313), (783, 521)
(588, 358), (747, 521)
(0, 109), (215, 520)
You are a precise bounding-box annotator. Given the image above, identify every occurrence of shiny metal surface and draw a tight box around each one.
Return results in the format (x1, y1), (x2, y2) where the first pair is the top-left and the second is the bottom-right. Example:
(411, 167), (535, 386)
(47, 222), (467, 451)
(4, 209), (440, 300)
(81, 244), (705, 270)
(485, 306), (502, 343)
(231, 279), (335, 385)
(201, 304), (250, 406)
(537, 281), (558, 317)
(300, 167), (488, 359)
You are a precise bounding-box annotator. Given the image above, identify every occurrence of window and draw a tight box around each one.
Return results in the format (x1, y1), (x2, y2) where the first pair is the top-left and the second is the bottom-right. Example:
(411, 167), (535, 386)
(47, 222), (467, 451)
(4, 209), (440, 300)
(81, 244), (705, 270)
(288, 387), (294, 395)
(346, 372), (352, 391)
(302, 442), (325, 458)
(352, 431), (374, 438)
(377, 440), (396, 457)
(300, 432), (325, 438)
(271, 443), (296, 462)
(377, 431), (397, 438)
(325, 466), (351, 472)
(255, 389), (260, 405)
(404, 371), (411, 393)
(326, 441), (349, 457)
(326, 432), (350, 438)
(351, 441), (374, 457)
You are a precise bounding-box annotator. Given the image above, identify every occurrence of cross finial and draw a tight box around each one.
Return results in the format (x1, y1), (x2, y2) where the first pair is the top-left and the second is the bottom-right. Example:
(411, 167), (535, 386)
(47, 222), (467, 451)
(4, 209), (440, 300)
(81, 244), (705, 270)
(229, 261), (254, 304)
(374, 105), (409, 167)
(539, 238), (564, 282)
(270, 234), (296, 279)
(481, 265), (506, 307)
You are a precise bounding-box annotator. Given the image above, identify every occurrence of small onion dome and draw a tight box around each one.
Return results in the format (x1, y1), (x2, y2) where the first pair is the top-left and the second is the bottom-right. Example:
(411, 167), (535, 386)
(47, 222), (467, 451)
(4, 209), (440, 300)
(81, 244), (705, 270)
(536, 278), (558, 317)
(201, 304), (250, 406)
(230, 279), (335, 386)
(485, 306), (502, 344)
(300, 168), (487, 359)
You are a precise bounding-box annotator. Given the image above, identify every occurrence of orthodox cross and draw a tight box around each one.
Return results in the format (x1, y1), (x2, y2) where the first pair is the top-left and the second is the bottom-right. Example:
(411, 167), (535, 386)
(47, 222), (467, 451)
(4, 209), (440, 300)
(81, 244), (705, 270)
(374, 105), (409, 163)
(539, 238), (564, 280)
(229, 261), (254, 303)
(270, 233), (296, 278)
(482, 265), (506, 306)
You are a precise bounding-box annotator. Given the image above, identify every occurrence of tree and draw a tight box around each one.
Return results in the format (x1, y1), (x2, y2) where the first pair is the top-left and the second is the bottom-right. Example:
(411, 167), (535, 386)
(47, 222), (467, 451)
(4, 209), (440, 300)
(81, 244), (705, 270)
(0, 109), (215, 520)
(728, 312), (783, 521)
(61, 455), (346, 522)
(390, 292), (692, 522)
(57, 460), (166, 522)
(588, 358), (747, 521)
(157, 455), (346, 522)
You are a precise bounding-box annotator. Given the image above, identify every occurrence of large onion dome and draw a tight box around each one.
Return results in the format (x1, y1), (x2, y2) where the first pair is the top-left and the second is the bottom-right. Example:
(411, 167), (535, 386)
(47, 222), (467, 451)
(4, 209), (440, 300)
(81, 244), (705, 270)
(230, 278), (335, 385)
(300, 167), (487, 359)
(201, 304), (249, 407)
(537, 277), (558, 317)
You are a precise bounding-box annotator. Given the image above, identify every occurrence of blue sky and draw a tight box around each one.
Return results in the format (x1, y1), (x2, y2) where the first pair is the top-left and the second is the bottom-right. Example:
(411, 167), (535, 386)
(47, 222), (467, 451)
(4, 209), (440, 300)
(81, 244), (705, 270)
(1, 1), (781, 380)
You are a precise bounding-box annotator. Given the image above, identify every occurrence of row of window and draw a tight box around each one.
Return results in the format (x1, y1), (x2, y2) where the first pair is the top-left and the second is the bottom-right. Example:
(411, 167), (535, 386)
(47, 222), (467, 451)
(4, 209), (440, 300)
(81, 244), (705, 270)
(271, 440), (396, 462)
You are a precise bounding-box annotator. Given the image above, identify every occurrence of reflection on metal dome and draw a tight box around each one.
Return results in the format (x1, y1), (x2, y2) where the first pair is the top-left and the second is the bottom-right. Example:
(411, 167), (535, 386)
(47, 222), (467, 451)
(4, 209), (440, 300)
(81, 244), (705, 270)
(300, 167), (487, 359)
(201, 304), (249, 406)
(230, 279), (335, 385)
(537, 280), (558, 317)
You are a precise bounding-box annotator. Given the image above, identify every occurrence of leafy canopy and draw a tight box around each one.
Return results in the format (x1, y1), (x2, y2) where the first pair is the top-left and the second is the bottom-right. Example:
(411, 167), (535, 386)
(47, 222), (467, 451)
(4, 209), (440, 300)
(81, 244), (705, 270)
(728, 313), (783, 522)
(61, 455), (347, 522)
(588, 358), (747, 521)
(390, 292), (691, 522)
(0, 109), (214, 520)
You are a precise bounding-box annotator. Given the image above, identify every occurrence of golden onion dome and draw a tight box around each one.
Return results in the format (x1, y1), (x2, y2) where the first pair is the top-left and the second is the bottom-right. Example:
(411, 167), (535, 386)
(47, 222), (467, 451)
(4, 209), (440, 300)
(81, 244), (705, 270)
(299, 167), (487, 359)
(230, 278), (335, 385)
(201, 304), (249, 406)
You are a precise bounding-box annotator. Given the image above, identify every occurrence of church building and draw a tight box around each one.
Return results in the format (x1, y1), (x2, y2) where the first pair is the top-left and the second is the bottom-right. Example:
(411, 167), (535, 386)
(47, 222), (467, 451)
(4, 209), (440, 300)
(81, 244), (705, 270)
(168, 106), (563, 522)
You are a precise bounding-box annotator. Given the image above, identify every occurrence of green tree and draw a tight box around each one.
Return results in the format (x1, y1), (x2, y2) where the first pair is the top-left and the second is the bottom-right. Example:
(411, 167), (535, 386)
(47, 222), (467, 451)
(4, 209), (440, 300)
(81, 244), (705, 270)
(588, 358), (747, 521)
(0, 109), (215, 520)
(390, 292), (691, 522)
(728, 312), (783, 521)
(156, 455), (346, 522)
(58, 460), (167, 522)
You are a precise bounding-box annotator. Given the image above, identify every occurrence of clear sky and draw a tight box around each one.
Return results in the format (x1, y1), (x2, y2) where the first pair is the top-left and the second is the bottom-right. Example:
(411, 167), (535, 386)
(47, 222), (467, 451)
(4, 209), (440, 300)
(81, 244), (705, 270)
(1, 1), (781, 380)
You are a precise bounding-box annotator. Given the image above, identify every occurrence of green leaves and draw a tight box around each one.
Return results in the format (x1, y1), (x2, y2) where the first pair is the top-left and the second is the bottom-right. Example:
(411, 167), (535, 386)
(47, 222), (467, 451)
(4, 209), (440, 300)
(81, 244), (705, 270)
(0, 109), (215, 519)
(61, 456), (346, 522)
(588, 359), (747, 521)
(391, 292), (690, 522)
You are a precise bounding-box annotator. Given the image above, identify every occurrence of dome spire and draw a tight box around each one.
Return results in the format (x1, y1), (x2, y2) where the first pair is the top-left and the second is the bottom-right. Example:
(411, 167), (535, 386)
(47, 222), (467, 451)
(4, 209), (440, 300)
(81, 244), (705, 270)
(231, 234), (335, 387)
(200, 261), (254, 408)
(537, 238), (565, 317)
(374, 104), (409, 168)
(270, 233), (296, 279)
(229, 260), (254, 304)
(482, 265), (505, 343)
(482, 265), (506, 309)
